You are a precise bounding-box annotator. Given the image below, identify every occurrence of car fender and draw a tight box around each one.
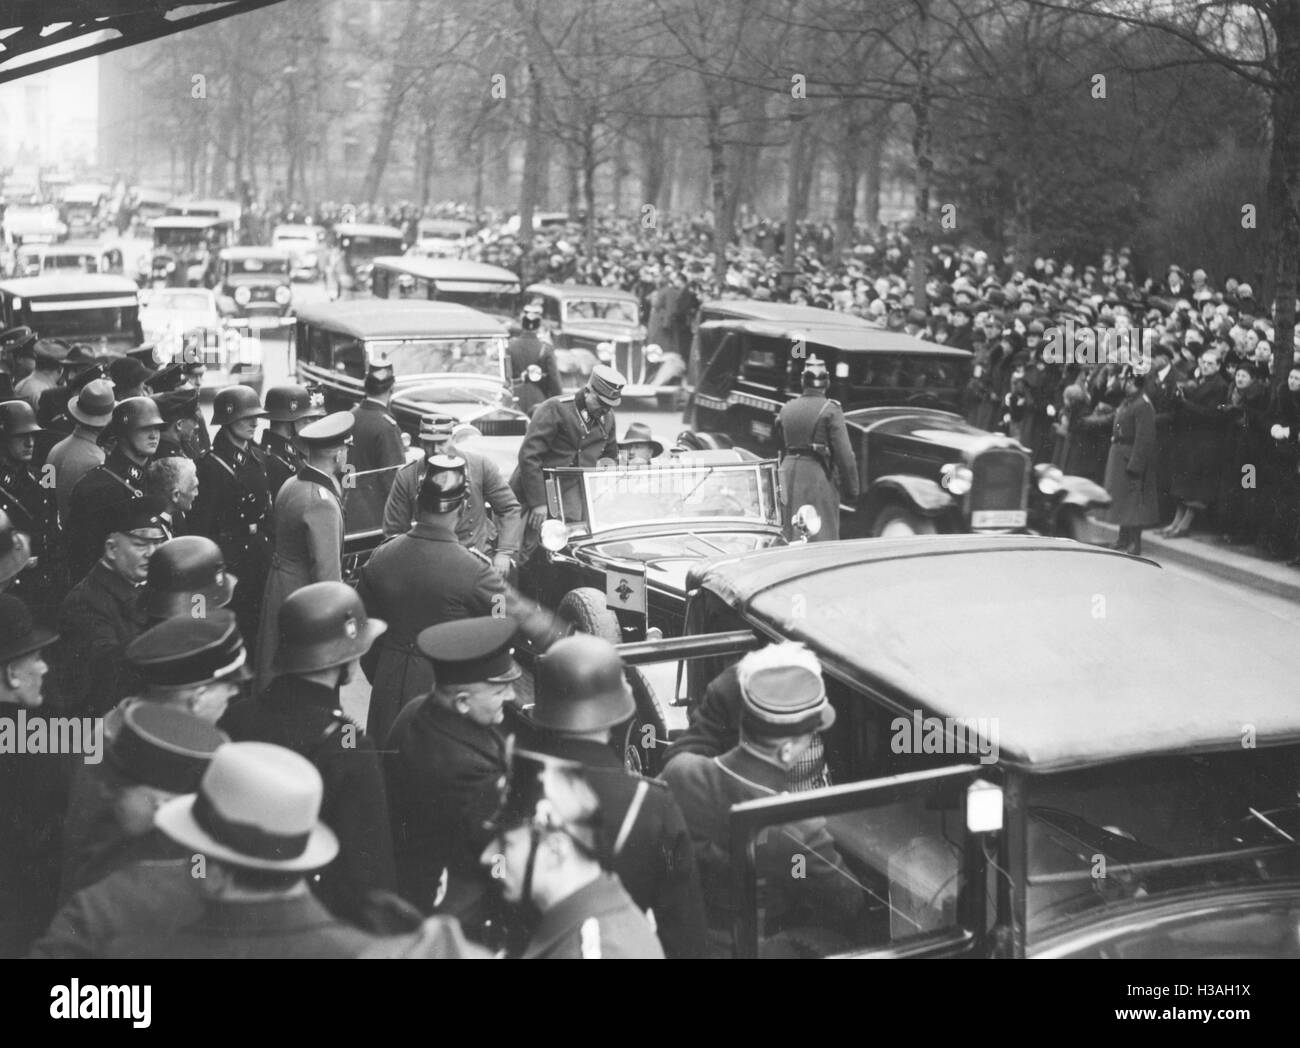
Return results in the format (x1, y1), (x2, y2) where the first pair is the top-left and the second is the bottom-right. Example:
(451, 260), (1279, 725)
(864, 474), (956, 519)
(1058, 474), (1111, 509)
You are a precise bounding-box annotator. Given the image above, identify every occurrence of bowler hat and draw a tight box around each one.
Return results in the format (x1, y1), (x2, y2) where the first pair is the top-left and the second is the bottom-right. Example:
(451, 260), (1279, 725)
(109, 355), (155, 391)
(0, 592), (57, 665)
(155, 742), (340, 872)
(68, 379), (116, 427)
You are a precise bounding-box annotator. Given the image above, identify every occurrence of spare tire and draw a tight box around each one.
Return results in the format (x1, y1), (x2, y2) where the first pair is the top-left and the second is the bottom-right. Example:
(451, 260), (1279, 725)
(555, 586), (620, 642)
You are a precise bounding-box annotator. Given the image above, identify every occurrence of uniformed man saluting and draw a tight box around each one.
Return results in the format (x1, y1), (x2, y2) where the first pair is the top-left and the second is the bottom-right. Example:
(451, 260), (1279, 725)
(511, 364), (625, 556)
(254, 411), (353, 690)
(190, 386), (273, 651)
(260, 384), (325, 500)
(774, 354), (858, 542)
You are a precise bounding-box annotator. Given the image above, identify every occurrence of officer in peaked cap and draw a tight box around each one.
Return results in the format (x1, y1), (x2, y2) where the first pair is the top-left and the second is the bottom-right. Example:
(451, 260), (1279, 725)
(511, 363), (624, 557)
(222, 580), (396, 925)
(151, 387), (202, 459)
(385, 616), (519, 927)
(774, 354), (858, 542)
(479, 746), (664, 959)
(0, 400), (64, 623)
(260, 384), (326, 499)
(347, 359), (405, 534)
(64, 396), (163, 582)
(191, 385), (272, 660)
(253, 412), (354, 690)
(359, 456), (507, 744)
(139, 535), (237, 624)
(519, 633), (707, 958)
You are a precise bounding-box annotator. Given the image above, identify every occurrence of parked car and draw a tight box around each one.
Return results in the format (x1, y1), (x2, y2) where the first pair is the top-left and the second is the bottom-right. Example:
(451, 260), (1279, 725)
(687, 310), (1107, 538)
(271, 223), (327, 281)
(215, 246), (293, 321)
(412, 218), (474, 257)
(60, 183), (111, 238)
(14, 242), (119, 278)
(371, 256), (521, 323)
(616, 534), (1300, 958)
(325, 222), (405, 299)
(524, 282), (681, 401)
(0, 274), (142, 354)
(139, 286), (262, 396)
(140, 215), (231, 288)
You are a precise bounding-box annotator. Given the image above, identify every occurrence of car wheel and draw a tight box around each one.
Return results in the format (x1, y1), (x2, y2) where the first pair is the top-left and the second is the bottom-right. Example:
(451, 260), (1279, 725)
(870, 504), (937, 538)
(556, 586), (620, 642)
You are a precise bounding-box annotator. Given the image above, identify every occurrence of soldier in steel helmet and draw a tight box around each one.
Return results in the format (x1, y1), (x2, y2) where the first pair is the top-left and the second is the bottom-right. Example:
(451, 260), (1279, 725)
(0, 399), (65, 623)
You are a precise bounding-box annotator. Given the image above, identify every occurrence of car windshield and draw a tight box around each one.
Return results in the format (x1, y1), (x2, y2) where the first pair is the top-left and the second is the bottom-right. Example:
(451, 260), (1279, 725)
(1025, 745), (1300, 938)
(342, 236), (402, 259)
(433, 288), (519, 317)
(578, 464), (770, 529)
(564, 298), (639, 325)
(28, 305), (138, 339)
(154, 228), (209, 251)
(228, 257), (287, 275)
(45, 254), (97, 271)
(366, 337), (503, 379)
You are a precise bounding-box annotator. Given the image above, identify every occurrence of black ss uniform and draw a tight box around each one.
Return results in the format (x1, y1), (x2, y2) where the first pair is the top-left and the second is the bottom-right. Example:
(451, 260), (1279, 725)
(259, 430), (301, 501)
(0, 458), (66, 624)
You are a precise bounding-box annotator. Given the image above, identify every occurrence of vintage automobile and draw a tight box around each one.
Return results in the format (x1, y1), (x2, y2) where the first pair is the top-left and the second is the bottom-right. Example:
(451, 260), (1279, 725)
(688, 312), (1107, 538)
(215, 247), (293, 320)
(615, 535), (1300, 958)
(140, 215), (231, 288)
(523, 282), (681, 401)
(2, 203), (66, 248)
(0, 274), (143, 354)
(371, 256), (521, 323)
(130, 186), (172, 225)
(412, 218), (474, 258)
(140, 286), (263, 396)
(165, 197), (243, 226)
(60, 183), (111, 238)
(325, 222), (405, 299)
(293, 299), (526, 438)
(14, 242), (121, 278)
(271, 223), (327, 281)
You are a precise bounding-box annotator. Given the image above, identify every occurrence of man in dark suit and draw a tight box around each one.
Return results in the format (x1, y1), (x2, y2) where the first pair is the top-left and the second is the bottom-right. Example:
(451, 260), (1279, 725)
(511, 364), (624, 556)
(385, 616), (516, 932)
(222, 581), (395, 926)
(358, 455), (504, 744)
(519, 633), (707, 958)
(346, 362), (405, 533)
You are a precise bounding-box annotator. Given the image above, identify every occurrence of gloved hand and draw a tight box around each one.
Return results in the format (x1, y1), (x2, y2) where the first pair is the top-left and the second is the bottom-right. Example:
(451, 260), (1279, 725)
(527, 505), (548, 530)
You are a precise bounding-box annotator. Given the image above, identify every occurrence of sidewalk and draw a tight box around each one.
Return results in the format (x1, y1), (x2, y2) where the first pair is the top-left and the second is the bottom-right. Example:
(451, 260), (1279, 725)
(1081, 517), (1300, 603)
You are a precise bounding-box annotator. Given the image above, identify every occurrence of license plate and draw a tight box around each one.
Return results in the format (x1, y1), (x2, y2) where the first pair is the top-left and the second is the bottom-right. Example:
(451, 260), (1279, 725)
(750, 420), (773, 440)
(971, 509), (1026, 529)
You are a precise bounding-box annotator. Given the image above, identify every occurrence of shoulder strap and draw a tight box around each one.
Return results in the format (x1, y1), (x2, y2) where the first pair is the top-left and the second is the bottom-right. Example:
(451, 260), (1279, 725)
(612, 779), (649, 858)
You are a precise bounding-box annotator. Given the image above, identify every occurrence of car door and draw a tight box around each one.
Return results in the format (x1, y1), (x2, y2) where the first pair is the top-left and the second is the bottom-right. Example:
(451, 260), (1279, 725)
(728, 763), (1007, 958)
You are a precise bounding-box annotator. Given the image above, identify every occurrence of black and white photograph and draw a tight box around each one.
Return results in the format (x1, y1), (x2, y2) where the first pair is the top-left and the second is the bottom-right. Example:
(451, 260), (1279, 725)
(0, 0), (1298, 993)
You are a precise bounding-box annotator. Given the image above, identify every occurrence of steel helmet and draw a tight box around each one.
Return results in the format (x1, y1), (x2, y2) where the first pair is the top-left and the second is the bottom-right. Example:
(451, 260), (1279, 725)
(140, 536), (238, 621)
(112, 395), (165, 433)
(212, 385), (268, 426)
(0, 399), (42, 438)
(271, 581), (387, 675)
(264, 384), (326, 424)
(533, 633), (634, 734)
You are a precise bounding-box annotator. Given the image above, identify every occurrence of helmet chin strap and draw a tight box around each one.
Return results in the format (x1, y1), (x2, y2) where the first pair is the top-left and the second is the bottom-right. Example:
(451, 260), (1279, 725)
(522, 826), (543, 913)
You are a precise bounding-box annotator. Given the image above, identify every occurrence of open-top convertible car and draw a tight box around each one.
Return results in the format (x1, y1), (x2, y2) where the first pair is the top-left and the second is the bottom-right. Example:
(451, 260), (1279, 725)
(615, 535), (1300, 958)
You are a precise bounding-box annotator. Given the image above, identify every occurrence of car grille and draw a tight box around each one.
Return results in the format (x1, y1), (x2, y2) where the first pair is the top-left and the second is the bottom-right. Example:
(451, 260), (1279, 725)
(969, 448), (1028, 513)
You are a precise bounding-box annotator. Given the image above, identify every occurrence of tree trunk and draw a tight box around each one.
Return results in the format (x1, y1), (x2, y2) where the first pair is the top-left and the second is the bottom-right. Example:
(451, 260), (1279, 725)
(583, 122), (597, 254)
(1269, 0), (1300, 395)
(834, 116), (862, 263)
(862, 131), (883, 231)
(793, 129), (820, 221)
(360, 80), (407, 202)
(518, 59), (545, 266)
(706, 101), (729, 286)
(909, 0), (934, 309)
(782, 117), (806, 287)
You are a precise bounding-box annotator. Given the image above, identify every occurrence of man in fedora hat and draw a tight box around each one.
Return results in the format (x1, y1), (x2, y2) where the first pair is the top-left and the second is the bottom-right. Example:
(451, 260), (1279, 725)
(617, 421), (664, 465)
(191, 385), (272, 653)
(346, 359), (406, 534)
(47, 377), (114, 523)
(479, 748), (664, 959)
(260, 383), (325, 499)
(54, 495), (169, 719)
(254, 411), (353, 688)
(774, 354), (857, 542)
(385, 616), (519, 928)
(358, 456), (505, 744)
(223, 581), (395, 925)
(33, 701), (227, 958)
(511, 363), (624, 555)
(65, 396), (163, 581)
(0, 593), (65, 956)
(59, 610), (250, 904)
(0, 399), (65, 623)
(106, 743), (393, 958)
(151, 387), (203, 460)
(139, 535), (236, 626)
(381, 414), (521, 574)
(519, 633), (706, 958)
(662, 641), (860, 956)
(108, 355), (155, 401)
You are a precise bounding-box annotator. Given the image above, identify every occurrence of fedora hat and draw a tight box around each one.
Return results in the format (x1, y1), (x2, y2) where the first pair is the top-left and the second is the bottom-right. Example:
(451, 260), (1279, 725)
(617, 421), (663, 457)
(68, 379), (116, 427)
(0, 593), (57, 665)
(154, 742), (339, 872)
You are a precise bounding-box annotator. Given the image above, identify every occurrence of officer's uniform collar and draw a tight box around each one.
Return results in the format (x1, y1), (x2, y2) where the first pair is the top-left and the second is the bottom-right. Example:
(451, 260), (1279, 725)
(213, 428), (251, 467)
(523, 872), (629, 958)
(408, 517), (461, 542)
(299, 464), (342, 497)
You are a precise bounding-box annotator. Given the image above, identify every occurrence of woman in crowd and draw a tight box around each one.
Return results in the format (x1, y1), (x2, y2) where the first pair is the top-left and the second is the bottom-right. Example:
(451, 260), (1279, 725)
(1264, 364), (1300, 563)
(1218, 361), (1272, 545)
(1164, 347), (1230, 538)
(1104, 366), (1159, 555)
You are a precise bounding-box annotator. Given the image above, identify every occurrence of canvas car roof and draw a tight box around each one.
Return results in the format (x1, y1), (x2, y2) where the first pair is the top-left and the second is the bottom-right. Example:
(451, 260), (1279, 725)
(693, 536), (1300, 771)
(375, 256), (520, 284)
(701, 316), (971, 358)
(294, 299), (507, 339)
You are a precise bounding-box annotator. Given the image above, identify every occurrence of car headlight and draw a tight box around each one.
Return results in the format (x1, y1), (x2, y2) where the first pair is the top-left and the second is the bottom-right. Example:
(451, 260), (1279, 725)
(941, 462), (973, 496)
(164, 261), (176, 274)
(234, 286), (252, 305)
(644, 342), (664, 363)
(274, 285), (291, 305)
(596, 341), (614, 362)
(540, 518), (568, 552)
(1035, 463), (1065, 495)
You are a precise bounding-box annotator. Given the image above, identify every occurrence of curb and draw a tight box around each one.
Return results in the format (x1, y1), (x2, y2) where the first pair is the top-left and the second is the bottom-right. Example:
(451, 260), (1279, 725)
(1084, 517), (1300, 603)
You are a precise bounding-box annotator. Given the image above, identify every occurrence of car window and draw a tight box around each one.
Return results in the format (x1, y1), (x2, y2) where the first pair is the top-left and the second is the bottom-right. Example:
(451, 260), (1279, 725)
(698, 331), (742, 398)
(331, 333), (366, 380)
(371, 267), (391, 298)
(540, 296), (561, 323)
